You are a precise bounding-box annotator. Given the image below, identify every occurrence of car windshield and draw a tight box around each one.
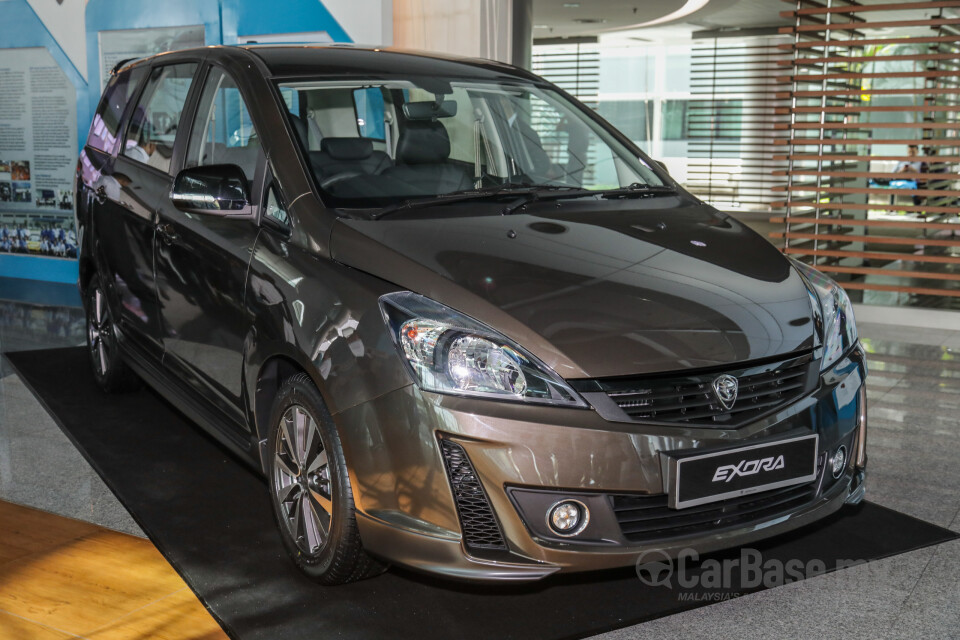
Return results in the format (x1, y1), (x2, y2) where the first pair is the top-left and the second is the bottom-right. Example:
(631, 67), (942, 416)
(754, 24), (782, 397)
(276, 77), (665, 210)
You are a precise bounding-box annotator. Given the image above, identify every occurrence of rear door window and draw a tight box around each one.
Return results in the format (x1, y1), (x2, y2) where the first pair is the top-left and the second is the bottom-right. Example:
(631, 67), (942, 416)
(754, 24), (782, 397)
(87, 66), (148, 155)
(123, 63), (198, 173)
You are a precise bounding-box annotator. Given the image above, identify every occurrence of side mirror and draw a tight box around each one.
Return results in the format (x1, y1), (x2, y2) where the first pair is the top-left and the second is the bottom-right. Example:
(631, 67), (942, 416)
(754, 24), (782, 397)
(655, 160), (669, 175)
(171, 164), (252, 217)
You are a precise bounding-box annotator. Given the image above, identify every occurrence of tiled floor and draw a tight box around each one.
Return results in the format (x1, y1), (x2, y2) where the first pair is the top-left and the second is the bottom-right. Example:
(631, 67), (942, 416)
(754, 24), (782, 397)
(1, 283), (958, 639)
(0, 296), (142, 536)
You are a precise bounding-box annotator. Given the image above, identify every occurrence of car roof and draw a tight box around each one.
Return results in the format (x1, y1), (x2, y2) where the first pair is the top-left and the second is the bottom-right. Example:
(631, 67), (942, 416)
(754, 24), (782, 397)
(117, 44), (542, 84)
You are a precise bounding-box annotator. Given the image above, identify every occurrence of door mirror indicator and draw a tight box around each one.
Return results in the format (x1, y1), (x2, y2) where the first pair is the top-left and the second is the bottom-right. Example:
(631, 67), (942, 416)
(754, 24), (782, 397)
(171, 164), (253, 217)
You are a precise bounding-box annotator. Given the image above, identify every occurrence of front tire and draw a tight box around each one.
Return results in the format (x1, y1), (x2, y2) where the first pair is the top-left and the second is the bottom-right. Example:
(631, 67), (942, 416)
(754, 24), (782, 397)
(266, 373), (386, 585)
(85, 276), (138, 393)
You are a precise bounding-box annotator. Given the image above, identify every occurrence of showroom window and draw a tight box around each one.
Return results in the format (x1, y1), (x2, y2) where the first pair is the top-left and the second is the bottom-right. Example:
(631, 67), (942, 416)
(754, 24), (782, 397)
(123, 63), (198, 173)
(185, 67), (260, 180)
(597, 100), (653, 145)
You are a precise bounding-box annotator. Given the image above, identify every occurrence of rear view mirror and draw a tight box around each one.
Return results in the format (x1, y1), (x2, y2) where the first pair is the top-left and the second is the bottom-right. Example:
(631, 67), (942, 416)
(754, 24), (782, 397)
(171, 164), (252, 217)
(655, 160), (669, 175)
(402, 100), (458, 120)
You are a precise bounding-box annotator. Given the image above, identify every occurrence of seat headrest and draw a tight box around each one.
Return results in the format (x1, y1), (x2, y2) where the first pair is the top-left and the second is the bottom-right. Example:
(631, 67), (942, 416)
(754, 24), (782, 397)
(320, 137), (374, 161)
(396, 120), (451, 165)
(289, 115), (308, 145)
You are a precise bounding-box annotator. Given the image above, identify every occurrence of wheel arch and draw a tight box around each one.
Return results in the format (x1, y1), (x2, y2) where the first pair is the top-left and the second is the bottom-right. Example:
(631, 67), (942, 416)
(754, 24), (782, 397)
(254, 354), (308, 441)
(251, 351), (336, 470)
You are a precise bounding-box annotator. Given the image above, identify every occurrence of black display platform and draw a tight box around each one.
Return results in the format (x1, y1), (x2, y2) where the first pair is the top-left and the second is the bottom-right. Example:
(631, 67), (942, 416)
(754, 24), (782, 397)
(6, 347), (957, 640)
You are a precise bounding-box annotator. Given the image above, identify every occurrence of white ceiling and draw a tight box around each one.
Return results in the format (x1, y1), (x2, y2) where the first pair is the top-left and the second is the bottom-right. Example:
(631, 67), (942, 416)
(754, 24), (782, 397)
(532, 0), (691, 39)
(533, 0), (958, 41)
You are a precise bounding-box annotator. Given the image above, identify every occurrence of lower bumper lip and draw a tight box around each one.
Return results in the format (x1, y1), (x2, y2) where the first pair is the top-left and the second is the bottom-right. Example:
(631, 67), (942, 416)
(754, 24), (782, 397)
(333, 347), (867, 581)
(356, 470), (861, 582)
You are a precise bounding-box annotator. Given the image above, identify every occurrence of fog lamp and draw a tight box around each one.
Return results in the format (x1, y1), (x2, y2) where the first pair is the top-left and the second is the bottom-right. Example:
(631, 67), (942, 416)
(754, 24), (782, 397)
(548, 500), (588, 536)
(831, 446), (847, 479)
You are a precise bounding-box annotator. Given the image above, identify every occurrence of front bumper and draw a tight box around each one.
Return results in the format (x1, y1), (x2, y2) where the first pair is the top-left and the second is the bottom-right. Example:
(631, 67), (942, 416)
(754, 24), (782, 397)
(335, 346), (867, 581)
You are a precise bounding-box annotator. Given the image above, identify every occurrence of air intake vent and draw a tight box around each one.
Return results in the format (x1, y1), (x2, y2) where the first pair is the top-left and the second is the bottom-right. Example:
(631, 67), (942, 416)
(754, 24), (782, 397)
(438, 439), (507, 551)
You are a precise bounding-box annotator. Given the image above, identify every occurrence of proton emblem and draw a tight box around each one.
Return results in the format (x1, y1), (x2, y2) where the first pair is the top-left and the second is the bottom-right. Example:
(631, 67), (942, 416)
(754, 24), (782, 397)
(712, 374), (739, 410)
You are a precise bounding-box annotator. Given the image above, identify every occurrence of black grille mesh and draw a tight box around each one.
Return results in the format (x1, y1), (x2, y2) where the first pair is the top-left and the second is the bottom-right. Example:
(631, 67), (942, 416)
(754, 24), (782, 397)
(612, 482), (816, 542)
(439, 439), (507, 550)
(602, 352), (815, 426)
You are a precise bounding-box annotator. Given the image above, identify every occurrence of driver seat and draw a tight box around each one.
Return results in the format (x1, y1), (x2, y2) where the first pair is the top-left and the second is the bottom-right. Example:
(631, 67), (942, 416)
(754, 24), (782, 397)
(382, 120), (473, 193)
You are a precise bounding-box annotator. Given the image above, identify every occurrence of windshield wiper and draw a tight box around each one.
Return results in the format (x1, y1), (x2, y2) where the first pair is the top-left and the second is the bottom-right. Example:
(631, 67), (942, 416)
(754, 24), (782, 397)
(598, 183), (677, 199)
(499, 183), (678, 215)
(498, 185), (602, 215)
(371, 182), (676, 219)
(372, 184), (541, 219)
(502, 182), (677, 216)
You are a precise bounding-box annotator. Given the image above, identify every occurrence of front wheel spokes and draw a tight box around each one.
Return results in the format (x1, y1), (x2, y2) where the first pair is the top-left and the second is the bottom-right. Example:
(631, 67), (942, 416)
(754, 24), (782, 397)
(275, 474), (300, 504)
(301, 493), (327, 551)
(279, 410), (300, 466)
(301, 415), (331, 547)
(275, 404), (332, 554)
(293, 405), (313, 465)
(306, 447), (332, 511)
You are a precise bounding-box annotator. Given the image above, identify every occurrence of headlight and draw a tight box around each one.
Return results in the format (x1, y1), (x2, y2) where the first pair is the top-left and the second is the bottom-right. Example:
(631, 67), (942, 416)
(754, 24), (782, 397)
(792, 261), (858, 371)
(380, 291), (586, 407)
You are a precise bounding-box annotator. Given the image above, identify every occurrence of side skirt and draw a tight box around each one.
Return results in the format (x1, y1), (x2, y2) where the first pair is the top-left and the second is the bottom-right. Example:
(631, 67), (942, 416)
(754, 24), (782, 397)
(118, 337), (264, 475)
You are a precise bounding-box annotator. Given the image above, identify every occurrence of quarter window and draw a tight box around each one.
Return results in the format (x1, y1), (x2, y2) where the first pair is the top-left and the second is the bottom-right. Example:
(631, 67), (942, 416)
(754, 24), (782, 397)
(264, 184), (289, 227)
(123, 63), (198, 173)
(87, 66), (147, 155)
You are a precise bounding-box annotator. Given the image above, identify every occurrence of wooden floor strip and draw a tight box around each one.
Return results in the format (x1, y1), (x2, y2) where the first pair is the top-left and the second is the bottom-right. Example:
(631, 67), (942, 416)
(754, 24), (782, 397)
(0, 500), (227, 639)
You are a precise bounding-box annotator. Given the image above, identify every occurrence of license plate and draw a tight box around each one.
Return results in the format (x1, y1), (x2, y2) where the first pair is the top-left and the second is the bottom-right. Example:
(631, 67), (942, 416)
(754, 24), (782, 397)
(668, 434), (819, 509)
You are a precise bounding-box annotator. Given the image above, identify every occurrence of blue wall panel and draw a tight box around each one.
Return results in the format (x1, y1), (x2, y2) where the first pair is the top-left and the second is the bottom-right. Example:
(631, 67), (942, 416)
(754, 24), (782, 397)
(229, 0), (351, 43)
(0, 0), (89, 154)
(0, 254), (78, 284)
(0, 0), (86, 284)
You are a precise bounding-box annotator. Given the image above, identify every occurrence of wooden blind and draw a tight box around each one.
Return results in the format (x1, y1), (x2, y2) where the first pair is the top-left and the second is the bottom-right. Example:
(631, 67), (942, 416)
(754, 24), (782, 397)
(773, 0), (960, 305)
(687, 38), (792, 211)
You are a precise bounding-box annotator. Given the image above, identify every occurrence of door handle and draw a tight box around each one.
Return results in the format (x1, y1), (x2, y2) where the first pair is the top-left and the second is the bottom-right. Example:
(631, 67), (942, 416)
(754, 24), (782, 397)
(95, 185), (107, 205)
(156, 222), (179, 245)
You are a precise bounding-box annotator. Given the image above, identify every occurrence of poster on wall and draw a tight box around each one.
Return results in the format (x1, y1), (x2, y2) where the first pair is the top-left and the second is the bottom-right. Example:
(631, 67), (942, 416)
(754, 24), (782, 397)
(99, 25), (205, 90)
(0, 47), (77, 258)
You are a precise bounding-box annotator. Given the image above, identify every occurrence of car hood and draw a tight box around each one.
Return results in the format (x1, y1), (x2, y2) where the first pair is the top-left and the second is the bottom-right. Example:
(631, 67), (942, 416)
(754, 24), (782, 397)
(330, 195), (816, 379)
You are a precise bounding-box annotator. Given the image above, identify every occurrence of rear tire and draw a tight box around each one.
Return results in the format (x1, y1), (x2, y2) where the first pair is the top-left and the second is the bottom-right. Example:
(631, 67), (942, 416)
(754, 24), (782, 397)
(266, 373), (386, 585)
(85, 276), (139, 393)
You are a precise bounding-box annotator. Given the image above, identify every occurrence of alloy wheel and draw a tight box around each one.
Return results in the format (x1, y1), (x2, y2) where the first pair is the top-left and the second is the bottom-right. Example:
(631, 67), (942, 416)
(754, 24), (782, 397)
(272, 404), (333, 556)
(87, 287), (112, 376)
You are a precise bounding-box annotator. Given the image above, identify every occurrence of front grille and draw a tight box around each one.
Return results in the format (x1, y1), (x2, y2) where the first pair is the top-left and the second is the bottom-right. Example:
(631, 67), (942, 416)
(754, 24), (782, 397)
(612, 482), (816, 543)
(438, 439), (507, 551)
(597, 351), (816, 426)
